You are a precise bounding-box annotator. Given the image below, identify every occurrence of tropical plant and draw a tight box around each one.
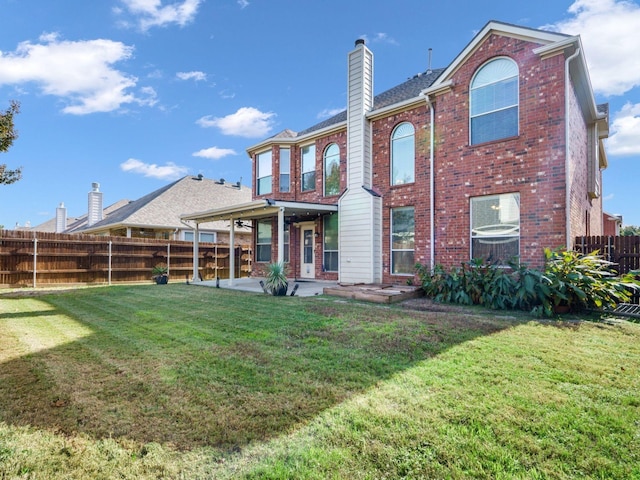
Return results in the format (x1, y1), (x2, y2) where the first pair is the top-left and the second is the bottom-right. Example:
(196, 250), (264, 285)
(541, 248), (640, 314)
(264, 261), (288, 296)
(152, 263), (169, 284)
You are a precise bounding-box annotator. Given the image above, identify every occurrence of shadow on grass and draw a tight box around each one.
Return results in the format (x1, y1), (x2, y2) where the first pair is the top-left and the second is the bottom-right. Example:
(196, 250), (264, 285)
(0, 284), (526, 451)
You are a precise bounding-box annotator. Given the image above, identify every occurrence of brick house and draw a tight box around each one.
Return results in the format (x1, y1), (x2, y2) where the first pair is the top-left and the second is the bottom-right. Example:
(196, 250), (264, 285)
(182, 21), (609, 284)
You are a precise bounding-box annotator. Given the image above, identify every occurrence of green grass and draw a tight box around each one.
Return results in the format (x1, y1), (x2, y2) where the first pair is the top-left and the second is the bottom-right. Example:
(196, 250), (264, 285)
(0, 284), (638, 479)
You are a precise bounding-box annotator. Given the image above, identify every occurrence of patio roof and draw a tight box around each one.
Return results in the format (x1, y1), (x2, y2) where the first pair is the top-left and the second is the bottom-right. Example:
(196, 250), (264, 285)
(181, 199), (338, 224)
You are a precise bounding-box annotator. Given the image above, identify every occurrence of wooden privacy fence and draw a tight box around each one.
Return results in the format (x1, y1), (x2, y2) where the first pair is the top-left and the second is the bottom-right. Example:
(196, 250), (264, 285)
(575, 235), (640, 304)
(0, 230), (252, 288)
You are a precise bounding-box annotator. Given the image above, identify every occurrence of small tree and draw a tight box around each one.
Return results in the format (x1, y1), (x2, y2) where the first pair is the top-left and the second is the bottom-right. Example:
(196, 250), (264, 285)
(621, 225), (640, 236)
(0, 100), (22, 185)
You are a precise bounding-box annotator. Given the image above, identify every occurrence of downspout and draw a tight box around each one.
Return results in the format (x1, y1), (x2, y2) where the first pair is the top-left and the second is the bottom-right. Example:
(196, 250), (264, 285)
(565, 47), (581, 249)
(425, 95), (436, 272)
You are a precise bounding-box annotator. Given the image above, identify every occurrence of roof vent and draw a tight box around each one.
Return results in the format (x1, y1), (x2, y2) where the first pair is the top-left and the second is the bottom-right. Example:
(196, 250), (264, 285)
(215, 178), (225, 184)
(355, 38), (365, 46)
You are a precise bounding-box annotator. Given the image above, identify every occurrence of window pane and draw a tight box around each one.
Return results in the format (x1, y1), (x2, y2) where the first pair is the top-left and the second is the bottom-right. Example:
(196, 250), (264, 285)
(324, 214), (338, 250)
(279, 149), (290, 193)
(392, 251), (414, 275)
(471, 106), (518, 144)
(280, 174), (290, 192)
(284, 224), (290, 263)
(302, 171), (316, 191)
(391, 207), (415, 274)
(256, 220), (272, 263)
(184, 231), (194, 241)
(391, 131), (415, 185)
(471, 193), (520, 265)
(324, 144), (340, 196)
(257, 221), (272, 243)
(324, 251), (339, 272)
(258, 175), (272, 195)
(257, 150), (273, 195)
(200, 233), (215, 243)
(301, 145), (316, 191)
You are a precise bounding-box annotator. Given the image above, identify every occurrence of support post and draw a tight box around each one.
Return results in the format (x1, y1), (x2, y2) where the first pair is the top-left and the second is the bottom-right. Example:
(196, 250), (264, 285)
(108, 240), (112, 285)
(229, 217), (235, 286)
(192, 223), (200, 282)
(277, 207), (285, 265)
(33, 235), (37, 288)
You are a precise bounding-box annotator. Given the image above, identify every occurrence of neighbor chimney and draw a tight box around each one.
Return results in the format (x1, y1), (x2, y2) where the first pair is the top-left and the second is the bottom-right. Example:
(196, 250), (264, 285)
(55, 202), (67, 233)
(87, 182), (103, 226)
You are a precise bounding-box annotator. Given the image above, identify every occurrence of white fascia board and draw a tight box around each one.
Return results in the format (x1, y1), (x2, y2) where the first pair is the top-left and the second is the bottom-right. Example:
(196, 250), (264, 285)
(365, 96), (425, 120)
(245, 121), (347, 156)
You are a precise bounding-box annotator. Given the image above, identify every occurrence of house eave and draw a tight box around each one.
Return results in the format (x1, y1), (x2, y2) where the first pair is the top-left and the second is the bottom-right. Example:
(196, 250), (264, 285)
(181, 199), (338, 224)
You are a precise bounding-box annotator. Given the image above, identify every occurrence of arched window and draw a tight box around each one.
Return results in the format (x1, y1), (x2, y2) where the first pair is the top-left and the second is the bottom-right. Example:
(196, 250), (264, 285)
(324, 143), (340, 196)
(470, 57), (519, 144)
(391, 122), (415, 185)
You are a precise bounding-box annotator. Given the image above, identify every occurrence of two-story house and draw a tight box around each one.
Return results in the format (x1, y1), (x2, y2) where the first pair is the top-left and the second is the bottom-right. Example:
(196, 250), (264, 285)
(182, 21), (609, 285)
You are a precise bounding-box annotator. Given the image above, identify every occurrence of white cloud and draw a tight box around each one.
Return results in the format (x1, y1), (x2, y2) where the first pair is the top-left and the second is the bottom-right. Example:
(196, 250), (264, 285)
(197, 107), (276, 138)
(359, 32), (399, 46)
(544, 0), (640, 96)
(237, 0), (249, 8)
(0, 33), (151, 115)
(120, 158), (188, 180)
(118, 0), (203, 31)
(176, 71), (207, 81)
(317, 108), (344, 119)
(607, 102), (640, 155)
(192, 146), (237, 160)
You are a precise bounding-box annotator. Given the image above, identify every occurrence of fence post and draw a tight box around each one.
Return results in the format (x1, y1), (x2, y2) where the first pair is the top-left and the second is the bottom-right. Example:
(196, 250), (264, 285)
(167, 243), (171, 276)
(33, 235), (37, 288)
(108, 240), (112, 285)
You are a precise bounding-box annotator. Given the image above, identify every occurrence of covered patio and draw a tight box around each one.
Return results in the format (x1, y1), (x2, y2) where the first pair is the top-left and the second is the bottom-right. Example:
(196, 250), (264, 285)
(181, 199), (338, 286)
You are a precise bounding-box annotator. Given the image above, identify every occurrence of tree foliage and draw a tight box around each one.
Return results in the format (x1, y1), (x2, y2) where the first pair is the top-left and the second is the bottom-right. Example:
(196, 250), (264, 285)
(0, 100), (22, 185)
(621, 225), (640, 236)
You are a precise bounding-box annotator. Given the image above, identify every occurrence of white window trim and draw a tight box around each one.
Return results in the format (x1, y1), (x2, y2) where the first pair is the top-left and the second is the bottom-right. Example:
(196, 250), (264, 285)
(390, 206), (415, 276)
(256, 149), (273, 195)
(301, 143), (316, 192)
(469, 192), (520, 265)
(390, 122), (415, 186)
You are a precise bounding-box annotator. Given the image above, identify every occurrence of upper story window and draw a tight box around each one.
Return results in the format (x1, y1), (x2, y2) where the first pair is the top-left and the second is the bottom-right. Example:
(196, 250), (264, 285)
(470, 192), (520, 265)
(280, 147), (290, 193)
(470, 57), (519, 145)
(391, 122), (415, 185)
(324, 143), (340, 196)
(301, 144), (316, 192)
(256, 150), (272, 195)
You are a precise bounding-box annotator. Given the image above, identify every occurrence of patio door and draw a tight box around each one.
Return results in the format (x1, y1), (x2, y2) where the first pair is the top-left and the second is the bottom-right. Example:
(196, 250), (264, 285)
(300, 223), (315, 279)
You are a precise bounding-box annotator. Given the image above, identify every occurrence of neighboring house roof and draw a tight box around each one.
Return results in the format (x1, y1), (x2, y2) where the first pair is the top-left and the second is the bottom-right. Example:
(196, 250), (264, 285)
(78, 175), (252, 234)
(29, 199), (131, 233)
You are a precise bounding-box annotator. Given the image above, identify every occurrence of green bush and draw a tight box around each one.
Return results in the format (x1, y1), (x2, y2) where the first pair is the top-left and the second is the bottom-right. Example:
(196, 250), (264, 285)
(416, 250), (640, 317)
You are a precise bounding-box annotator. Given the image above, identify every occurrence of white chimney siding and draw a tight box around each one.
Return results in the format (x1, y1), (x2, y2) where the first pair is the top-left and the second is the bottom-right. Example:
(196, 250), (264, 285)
(338, 40), (383, 284)
(55, 202), (67, 233)
(87, 182), (103, 227)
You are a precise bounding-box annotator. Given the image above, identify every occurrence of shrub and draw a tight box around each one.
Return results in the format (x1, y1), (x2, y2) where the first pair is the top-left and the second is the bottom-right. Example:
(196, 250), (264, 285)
(416, 250), (640, 318)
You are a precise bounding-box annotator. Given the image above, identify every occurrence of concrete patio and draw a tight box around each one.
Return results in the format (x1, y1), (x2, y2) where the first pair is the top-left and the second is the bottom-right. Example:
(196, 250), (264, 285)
(193, 277), (338, 297)
(193, 277), (424, 303)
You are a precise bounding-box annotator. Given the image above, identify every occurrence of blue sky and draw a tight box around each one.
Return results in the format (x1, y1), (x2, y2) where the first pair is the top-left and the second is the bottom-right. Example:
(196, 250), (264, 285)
(1, 0), (639, 229)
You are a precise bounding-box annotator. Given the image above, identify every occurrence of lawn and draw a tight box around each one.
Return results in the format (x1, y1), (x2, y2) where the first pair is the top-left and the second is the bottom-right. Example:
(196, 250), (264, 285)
(0, 284), (638, 479)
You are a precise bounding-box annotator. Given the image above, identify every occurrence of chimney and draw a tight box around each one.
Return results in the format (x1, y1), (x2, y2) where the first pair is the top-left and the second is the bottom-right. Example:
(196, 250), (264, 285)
(55, 202), (67, 233)
(87, 182), (103, 226)
(347, 38), (374, 189)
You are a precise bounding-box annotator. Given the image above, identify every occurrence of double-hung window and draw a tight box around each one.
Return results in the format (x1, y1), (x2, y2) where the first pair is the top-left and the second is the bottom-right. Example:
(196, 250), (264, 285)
(391, 122), (415, 185)
(324, 143), (340, 196)
(470, 58), (519, 144)
(256, 150), (272, 195)
(256, 220), (272, 262)
(391, 207), (415, 275)
(279, 147), (290, 193)
(184, 231), (216, 243)
(301, 144), (316, 192)
(470, 193), (520, 265)
(323, 214), (339, 272)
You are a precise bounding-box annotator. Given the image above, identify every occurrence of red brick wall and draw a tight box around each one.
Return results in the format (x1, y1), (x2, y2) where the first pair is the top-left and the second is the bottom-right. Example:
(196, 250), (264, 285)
(430, 34), (568, 270)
